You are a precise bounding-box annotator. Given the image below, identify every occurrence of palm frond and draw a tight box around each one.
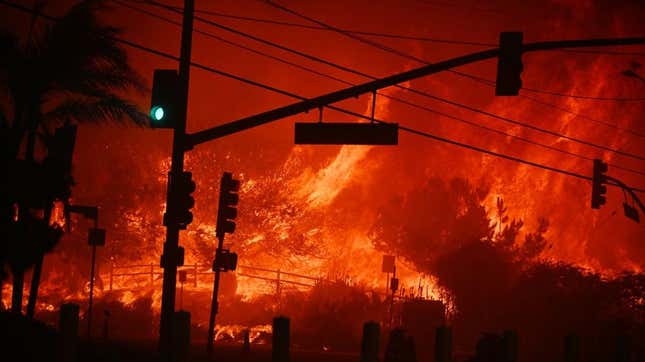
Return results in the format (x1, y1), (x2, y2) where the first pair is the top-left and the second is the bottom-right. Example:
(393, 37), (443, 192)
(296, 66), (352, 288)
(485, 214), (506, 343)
(44, 95), (149, 126)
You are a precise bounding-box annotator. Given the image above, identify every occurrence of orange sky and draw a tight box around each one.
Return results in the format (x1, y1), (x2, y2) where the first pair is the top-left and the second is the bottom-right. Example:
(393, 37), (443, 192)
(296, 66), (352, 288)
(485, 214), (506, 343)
(2, 0), (644, 281)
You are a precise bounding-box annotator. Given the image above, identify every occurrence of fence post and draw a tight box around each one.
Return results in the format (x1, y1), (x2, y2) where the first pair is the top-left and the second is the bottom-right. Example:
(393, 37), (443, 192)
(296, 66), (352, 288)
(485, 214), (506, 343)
(272, 316), (290, 362)
(193, 264), (198, 287)
(150, 262), (154, 286)
(360, 321), (380, 362)
(276, 269), (281, 297)
(109, 262), (113, 291)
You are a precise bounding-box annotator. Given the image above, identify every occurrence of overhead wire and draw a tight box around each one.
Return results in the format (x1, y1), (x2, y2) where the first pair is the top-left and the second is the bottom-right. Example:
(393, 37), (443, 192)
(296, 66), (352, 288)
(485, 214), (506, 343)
(124, 0), (498, 47)
(144, 0), (645, 137)
(252, 0), (645, 160)
(150, 0), (645, 136)
(113, 0), (645, 178)
(136, 0), (645, 162)
(255, 0), (645, 160)
(3, 0), (643, 194)
(130, 0), (645, 57)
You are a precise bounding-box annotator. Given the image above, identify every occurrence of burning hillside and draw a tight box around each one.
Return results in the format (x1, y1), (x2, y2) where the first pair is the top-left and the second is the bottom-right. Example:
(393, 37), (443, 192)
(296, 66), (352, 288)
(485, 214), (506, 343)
(1, 0), (644, 359)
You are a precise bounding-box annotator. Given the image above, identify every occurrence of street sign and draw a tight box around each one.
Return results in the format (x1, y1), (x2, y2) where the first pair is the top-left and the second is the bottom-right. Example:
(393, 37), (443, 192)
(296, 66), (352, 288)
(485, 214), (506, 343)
(294, 122), (398, 145)
(624, 203), (640, 222)
(382, 255), (395, 273)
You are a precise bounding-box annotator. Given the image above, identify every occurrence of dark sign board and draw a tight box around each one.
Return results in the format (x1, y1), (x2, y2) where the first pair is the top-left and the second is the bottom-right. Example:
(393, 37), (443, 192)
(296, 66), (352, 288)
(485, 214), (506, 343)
(295, 122), (398, 145)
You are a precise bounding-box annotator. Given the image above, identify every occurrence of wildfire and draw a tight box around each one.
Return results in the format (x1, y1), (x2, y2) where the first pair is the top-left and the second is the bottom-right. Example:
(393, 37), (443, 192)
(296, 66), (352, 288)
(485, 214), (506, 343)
(2, 3), (643, 347)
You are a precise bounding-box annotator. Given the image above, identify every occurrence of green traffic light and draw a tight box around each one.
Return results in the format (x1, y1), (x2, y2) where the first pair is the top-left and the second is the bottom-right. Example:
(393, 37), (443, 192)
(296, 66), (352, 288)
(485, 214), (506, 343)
(150, 106), (165, 121)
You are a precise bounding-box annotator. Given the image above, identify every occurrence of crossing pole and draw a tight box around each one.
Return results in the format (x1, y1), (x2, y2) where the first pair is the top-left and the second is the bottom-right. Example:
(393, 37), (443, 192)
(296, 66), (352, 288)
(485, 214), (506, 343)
(158, 0), (194, 358)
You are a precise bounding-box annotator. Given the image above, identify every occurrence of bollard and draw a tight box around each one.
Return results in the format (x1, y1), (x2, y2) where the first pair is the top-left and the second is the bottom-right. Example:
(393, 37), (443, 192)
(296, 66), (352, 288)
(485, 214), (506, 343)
(435, 326), (452, 362)
(385, 328), (406, 362)
(102, 309), (111, 341)
(59, 303), (79, 362)
(361, 321), (380, 362)
(173, 311), (191, 362)
(272, 316), (290, 362)
(243, 328), (251, 353)
(616, 335), (630, 362)
(502, 330), (518, 362)
(404, 335), (416, 362)
(564, 334), (580, 362)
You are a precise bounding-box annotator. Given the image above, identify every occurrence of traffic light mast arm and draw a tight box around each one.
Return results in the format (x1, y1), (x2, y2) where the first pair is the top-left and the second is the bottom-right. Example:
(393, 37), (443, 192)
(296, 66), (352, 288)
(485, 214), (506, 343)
(606, 176), (645, 214)
(186, 37), (645, 148)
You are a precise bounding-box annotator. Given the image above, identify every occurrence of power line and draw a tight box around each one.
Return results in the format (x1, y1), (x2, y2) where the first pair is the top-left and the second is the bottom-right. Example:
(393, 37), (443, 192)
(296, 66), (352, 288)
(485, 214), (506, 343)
(4, 0), (643, 194)
(264, 0), (645, 103)
(139, 0), (645, 161)
(112, 0), (645, 178)
(558, 48), (645, 56)
(259, 0), (645, 161)
(125, 0), (497, 47)
(520, 85), (645, 101)
(131, 0), (645, 57)
(137, 2), (645, 139)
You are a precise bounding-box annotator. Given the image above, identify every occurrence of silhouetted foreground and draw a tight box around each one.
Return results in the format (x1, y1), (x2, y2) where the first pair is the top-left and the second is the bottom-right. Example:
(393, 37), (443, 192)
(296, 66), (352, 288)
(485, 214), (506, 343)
(0, 311), (356, 362)
(0, 311), (58, 361)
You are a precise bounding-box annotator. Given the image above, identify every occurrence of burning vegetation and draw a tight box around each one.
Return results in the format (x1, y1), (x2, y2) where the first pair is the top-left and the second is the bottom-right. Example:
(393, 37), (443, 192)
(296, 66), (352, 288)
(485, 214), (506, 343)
(1, 0), (645, 361)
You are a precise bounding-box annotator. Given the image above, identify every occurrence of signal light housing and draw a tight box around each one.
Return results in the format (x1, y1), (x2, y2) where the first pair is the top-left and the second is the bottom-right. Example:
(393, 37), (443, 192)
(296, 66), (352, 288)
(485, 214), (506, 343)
(161, 246), (185, 268)
(591, 159), (608, 209)
(150, 69), (180, 128)
(164, 171), (196, 229)
(216, 172), (240, 237)
(495, 32), (523, 96)
(212, 249), (238, 272)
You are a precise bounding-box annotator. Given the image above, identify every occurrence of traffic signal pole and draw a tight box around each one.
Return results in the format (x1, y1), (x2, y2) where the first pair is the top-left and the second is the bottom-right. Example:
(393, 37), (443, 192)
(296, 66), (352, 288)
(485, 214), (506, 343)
(158, 0), (193, 358)
(206, 233), (224, 358)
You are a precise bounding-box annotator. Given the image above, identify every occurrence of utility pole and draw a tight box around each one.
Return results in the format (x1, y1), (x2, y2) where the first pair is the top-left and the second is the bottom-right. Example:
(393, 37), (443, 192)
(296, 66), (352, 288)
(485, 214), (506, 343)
(158, 0), (194, 358)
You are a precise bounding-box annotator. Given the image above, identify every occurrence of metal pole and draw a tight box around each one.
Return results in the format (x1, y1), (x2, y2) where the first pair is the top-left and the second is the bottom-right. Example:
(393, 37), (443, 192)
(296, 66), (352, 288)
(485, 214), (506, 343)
(158, 0), (194, 357)
(389, 266), (396, 329)
(193, 264), (198, 287)
(385, 272), (389, 295)
(207, 234), (224, 358)
(87, 244), (97, 338)
(276, 269), (281, 312)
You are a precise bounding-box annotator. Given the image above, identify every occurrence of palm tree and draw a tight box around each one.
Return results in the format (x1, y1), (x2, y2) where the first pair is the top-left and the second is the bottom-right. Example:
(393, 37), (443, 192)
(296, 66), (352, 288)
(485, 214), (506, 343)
(0, 0), (148, 315)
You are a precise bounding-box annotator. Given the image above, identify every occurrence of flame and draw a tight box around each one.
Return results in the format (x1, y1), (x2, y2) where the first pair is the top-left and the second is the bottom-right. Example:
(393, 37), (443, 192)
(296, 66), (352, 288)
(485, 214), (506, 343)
(2, 1), (643, 343)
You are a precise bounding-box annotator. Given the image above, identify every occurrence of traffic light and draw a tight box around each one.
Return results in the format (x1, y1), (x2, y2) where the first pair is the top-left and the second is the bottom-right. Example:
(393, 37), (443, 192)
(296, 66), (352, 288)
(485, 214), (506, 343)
(495, 32), (523, 96)
(161, 246), (185, 268)
(164, 171), (195, 229)
(216, 172), (240, 237)
(591, 159), (608, 209)
(212, 248), (238, 272)
(150, 69), (180, 128)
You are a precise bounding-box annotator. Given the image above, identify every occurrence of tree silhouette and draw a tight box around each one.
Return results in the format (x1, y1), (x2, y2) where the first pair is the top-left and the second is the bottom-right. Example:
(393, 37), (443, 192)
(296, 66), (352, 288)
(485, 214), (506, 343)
(0, 0), (147, 313)
(369, 177), (493, 270)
